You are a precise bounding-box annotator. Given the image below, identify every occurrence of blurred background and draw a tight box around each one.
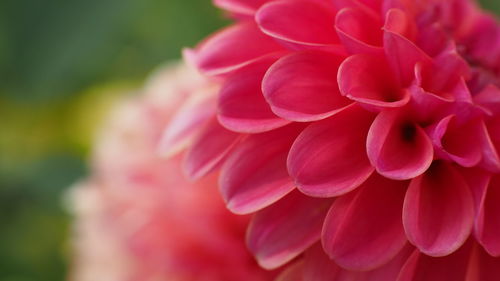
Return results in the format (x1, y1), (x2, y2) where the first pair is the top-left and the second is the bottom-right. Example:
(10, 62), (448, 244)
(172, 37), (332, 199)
(0, 1), (226, 280)
(0, 1), (498, 281)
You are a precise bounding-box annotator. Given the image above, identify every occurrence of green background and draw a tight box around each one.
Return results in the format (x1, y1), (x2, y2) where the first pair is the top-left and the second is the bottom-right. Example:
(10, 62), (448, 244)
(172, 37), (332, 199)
(0, 1), (498, 281)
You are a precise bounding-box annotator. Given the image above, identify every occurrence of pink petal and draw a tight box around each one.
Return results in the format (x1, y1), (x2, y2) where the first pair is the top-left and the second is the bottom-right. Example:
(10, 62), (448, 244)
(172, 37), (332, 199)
(367, 109), (433, 180)
(403, 161), (474, 256)
(397, 241), (473, 281)
(335, 7), (383, 54)
(194, 22), (283, 76)
(288, 105), (375, 197)
(479, 120), (500, 172)
(476, 175), (500, 256)
(322, 173), (408, 270)
(458, 166), (491, 213)
(420, 50), (471, 96)
(383, 13), (432, 86)
(256, 0), (339, 47)
(220, 124), (304, 215)
(426, 115), (482, 167)
(303, 243), (413, 281)
(303, 243), (343, 281)
(275, 261), (305, 281)
(218, 55), (290, 133)
(159, 93), (216, 157)
(467, 243), (500, 281)
(338, 53), (410, 109)
(213, 0), (270, 16)
(247, 190), (332, 269)
(474, 85), (500, 116)
(183, 118), (243, 180)
(262, 51), (352, 122)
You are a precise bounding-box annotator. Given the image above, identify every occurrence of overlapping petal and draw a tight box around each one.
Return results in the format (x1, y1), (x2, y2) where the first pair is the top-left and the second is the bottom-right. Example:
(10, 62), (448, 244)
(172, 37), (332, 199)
(218, 55), (290, 133)
(220, 124), (304, 214)
(193, 22), (283, 75)
(263, 51), (351, 122)
(256, 0), (342, 49)
(367, 109), (433, 180)
(247, 190), (332, 269)
(288, 105), (375, 197)
(322, 174), (408, 270)
(403, 161), (474, 256)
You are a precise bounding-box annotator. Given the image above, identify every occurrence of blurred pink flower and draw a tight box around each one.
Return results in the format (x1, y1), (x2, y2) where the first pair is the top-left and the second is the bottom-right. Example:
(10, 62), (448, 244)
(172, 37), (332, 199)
(69, 63), (276, 281)
(163, 0), (500, 279)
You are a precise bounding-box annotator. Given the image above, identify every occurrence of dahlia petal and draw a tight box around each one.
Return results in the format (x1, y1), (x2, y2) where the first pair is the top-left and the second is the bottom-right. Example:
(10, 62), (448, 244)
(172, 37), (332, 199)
(184, 118), (242, 180)
(322, 174), (408, 270)
(335, 7), (383, 54)
(213, 0), (269, 16)
(159, 93), (216, 157)
(288, 105), (375, 197)
(476, 175), (500, 256)
(338, 53), (410, 108)
(403, 161), (474, 256)
(194, 22), (283, 75)
(426, 50), (471, 94)
(275, 261), (305, 281)
(474, 85), (500, 116)
(262, 51), (352, 122)
(218, 55), (290, 133)
(416, 23), (449, 57)
(467, 243), (500, 281)
(479, 121), (500, 172)
(367, 109), (433, 180)
(383, 18), (432, 86)
(397, 242), (472, 281)
(220, 124), (304, 215)
(256, 0), (339, 47)
(426, 115), (482, 167)
(247, 190), (332, 269)
(303, 243), (346, 281)
(303, 243), (413, 281)
(458, 166), (491, 213)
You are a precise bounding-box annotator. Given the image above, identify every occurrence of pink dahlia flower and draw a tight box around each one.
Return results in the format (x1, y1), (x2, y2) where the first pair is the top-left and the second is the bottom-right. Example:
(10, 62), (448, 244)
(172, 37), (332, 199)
(68, 64), (276, 281)
(162, 0), (500, 279)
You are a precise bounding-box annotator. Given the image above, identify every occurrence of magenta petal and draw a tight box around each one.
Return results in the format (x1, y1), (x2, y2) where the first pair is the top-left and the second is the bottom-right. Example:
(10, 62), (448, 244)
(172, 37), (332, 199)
(476, 175), (500, 256)
(338, 53), (410, 108)
(194, 22), (283, 76)
(262, 51), (352, 122)
(403, 161), (474, 256)
(427, 115), (482, 167)
(256, 0), (338, 47)
(335, 7), (383, 54)
(479, 121), (500, 172)
(218, 55), (290, 133)
(322, 174), (408, 270)
(288, 105), (375, 197)
(275, 261), (304, 281)
(467, 243), (500, 281)
(213, 0), (269, 15)
(247, 190), (332, 269)
(220, 124), (304, 214)
(184, 118), (242, 180)
(367, 109), (433, 180)
(397, 241), (473, 281)
(383, 17), (432, 86)
(303, 243), (413, 281)
(159, 93), (216, 157)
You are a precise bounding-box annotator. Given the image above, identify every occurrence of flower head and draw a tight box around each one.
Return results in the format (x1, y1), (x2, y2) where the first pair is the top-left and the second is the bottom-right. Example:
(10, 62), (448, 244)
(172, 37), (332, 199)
(165, 0), (500, 278)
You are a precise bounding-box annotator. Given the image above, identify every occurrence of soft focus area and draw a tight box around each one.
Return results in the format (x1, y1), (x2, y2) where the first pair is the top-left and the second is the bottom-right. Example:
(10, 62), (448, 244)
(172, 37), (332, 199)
(0, 1), (498, 281)
(0, 1), (225, 280)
